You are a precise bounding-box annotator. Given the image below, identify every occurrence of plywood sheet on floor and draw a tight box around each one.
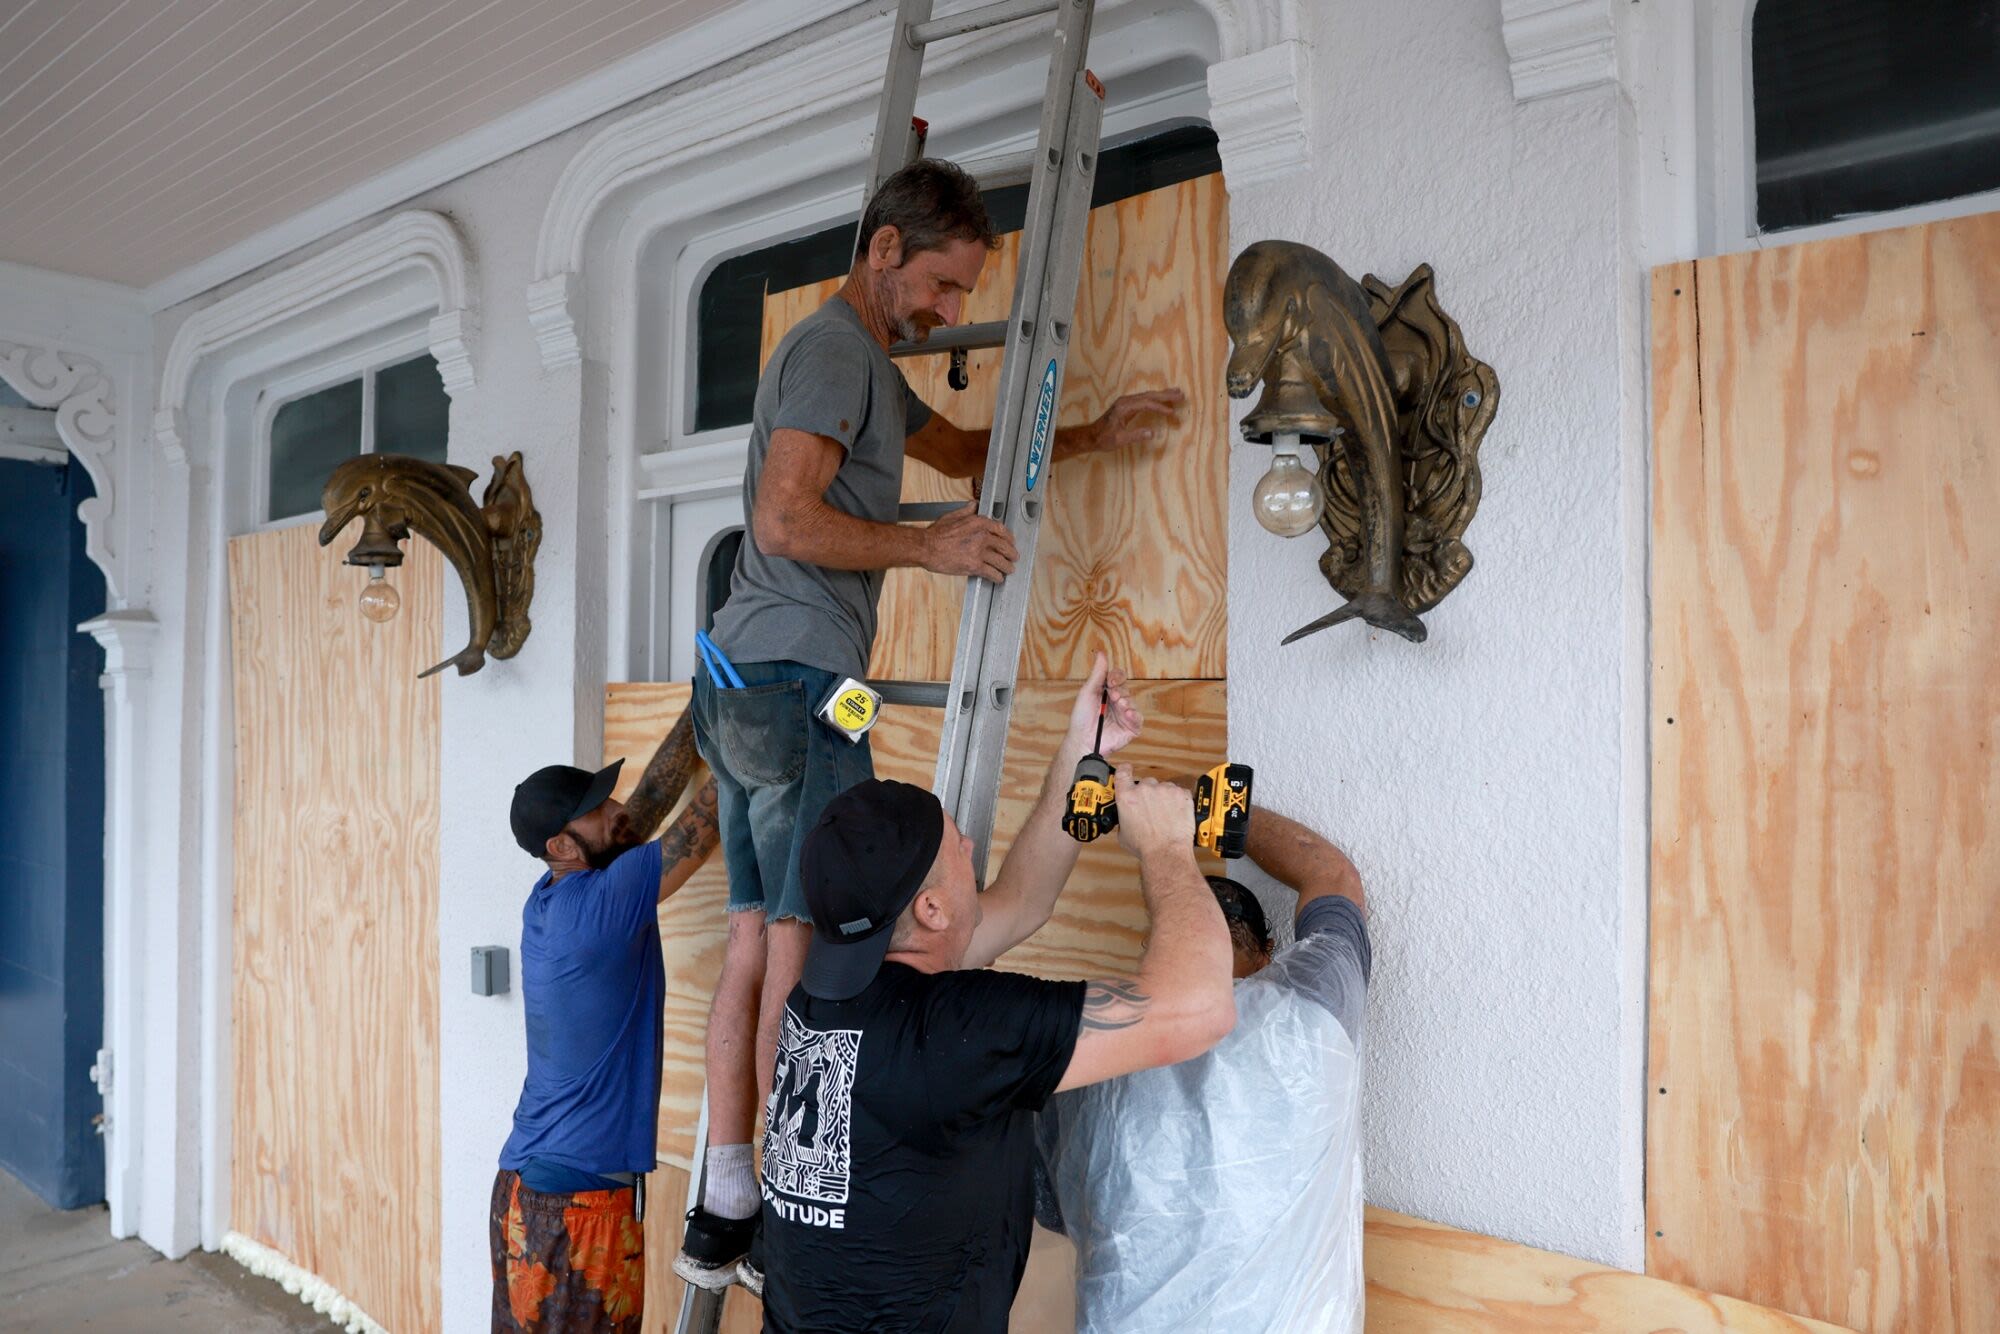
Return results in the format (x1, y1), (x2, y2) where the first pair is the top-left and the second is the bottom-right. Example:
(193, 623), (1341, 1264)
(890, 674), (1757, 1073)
(758, 172), (1229, 683)
(228, 525), (441, 1333)
(1364, 1210), (1851, 1332)
(1648, 215), (2000, 1330)
(604, 678), (1228, 1171)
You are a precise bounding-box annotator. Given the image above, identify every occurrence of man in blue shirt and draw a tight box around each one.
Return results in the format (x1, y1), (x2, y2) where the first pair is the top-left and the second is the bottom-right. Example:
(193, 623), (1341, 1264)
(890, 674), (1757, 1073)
(492, 714), (720, 1334)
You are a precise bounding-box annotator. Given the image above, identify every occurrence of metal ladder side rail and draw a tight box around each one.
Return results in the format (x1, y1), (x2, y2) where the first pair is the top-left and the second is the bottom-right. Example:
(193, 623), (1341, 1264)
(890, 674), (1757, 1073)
(930, 4), (1100, 878)
(670, 1095), (729, 1334)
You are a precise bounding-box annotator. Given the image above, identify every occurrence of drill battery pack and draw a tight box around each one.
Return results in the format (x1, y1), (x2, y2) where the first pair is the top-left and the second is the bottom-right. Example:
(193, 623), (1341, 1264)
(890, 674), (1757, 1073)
(1193, 763), (1254, 859)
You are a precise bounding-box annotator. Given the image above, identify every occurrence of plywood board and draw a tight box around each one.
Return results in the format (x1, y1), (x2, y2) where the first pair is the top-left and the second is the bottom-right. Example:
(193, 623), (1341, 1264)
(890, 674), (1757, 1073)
(757, 172), (1230, 683)
(1364, 1210), (1851, 1332)
(1648, 216), (2000, 1330)
(228, 524), (442, 1333)
(604, 678), (1227, 1171)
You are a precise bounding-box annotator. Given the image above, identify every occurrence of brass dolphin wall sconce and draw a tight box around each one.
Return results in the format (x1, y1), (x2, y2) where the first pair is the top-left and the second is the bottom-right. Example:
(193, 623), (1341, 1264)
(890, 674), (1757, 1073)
(1224, 239), (1498, 645)
(319, 451), (541, 678)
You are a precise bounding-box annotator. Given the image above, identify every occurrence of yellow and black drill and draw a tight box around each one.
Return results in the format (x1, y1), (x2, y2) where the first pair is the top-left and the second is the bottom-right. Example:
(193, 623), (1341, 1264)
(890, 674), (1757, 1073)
(1061, 688), (1253, 858)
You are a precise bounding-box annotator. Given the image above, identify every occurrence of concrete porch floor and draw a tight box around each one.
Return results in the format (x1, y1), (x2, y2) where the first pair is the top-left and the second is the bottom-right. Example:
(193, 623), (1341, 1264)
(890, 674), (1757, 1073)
(0, 1170), (339, 1332)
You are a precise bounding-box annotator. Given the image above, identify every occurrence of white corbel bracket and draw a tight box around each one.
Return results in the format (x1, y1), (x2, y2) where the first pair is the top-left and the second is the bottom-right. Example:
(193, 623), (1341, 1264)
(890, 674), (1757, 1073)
(1502, 0), (1619, 104)
(428, 309), (480, 397)
(0, 340), (127, 600)
(526, 274), (582, 371)
(1206, 39), (1313, 192)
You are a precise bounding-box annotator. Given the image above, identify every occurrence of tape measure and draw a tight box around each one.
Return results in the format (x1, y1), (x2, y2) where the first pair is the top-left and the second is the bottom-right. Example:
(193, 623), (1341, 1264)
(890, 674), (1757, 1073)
(818, 677), (883, 743)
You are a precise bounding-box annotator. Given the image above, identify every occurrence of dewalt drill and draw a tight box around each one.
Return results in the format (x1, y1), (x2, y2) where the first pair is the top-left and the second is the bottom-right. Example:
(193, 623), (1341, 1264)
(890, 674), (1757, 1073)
(1061, 689), (1254, 857)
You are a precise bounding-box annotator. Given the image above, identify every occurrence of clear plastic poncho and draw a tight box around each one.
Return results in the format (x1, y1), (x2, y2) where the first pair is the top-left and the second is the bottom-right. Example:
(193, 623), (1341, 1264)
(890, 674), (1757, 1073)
(1038, 930), (1365, 1333)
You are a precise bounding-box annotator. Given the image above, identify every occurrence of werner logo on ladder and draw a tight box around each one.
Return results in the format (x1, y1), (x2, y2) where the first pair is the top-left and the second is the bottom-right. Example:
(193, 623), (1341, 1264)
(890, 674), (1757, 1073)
(675, 0), (1184, 1329)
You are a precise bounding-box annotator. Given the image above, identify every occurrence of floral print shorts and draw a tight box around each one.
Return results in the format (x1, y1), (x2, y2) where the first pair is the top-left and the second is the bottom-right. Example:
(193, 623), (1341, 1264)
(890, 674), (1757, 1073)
(490, 1169), (645, 1333)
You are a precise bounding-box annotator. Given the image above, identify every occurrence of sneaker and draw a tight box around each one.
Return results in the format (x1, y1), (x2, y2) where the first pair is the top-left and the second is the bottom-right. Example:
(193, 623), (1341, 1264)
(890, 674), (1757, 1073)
(673, 1206), (756, 1292)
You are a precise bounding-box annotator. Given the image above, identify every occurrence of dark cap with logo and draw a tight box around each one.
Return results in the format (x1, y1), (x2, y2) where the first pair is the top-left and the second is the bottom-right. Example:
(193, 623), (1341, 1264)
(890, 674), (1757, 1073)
(799, 779), (946, 1000)
(511, 759), (624, 857)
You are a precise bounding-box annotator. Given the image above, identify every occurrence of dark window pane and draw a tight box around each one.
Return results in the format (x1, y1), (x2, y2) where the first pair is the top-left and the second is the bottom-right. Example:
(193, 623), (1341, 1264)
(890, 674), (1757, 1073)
(692, 124), (1222, 433)
(269, 379), (362, 520)
(375, 354), (450, 464)
(1754, 0), (2000, 232)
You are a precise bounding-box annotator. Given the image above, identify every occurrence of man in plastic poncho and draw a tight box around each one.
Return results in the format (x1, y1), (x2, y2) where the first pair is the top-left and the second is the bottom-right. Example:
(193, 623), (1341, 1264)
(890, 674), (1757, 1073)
(1036, 801), (1370, 1333)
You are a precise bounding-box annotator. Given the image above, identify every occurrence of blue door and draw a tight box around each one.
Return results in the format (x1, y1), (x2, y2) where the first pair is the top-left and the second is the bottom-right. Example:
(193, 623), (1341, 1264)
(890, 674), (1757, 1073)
(0, 454), (107, 1209)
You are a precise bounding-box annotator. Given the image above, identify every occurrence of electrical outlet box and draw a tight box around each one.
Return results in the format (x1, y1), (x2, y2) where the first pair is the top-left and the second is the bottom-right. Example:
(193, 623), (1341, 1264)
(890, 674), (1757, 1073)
(472, 945), (510, 996)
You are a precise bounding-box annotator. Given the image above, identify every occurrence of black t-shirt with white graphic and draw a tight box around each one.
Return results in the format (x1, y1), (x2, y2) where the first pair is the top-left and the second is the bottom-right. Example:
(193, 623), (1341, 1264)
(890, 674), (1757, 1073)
(760, 962), (1086, 1334)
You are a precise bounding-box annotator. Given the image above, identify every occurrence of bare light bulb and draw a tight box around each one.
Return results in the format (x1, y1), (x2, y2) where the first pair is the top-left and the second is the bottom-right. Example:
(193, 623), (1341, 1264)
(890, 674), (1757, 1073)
(358, 564), (401, 623)
(1252, 434), (1325, 538)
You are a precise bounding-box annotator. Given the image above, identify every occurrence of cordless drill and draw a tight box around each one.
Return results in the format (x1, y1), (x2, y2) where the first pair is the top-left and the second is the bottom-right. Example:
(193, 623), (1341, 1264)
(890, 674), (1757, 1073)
(1060, 689), (1254, 857)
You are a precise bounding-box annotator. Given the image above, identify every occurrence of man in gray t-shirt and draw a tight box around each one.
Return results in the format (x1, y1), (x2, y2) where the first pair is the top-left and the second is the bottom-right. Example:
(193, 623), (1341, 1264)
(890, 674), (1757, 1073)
(1037, 805), (1373, 1333)
(678, 157), (1185, 1289)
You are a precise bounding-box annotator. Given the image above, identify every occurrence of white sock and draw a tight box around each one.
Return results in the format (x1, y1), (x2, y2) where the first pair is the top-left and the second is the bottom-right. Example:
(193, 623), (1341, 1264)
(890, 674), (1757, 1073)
(699, 1143), (759, 1221)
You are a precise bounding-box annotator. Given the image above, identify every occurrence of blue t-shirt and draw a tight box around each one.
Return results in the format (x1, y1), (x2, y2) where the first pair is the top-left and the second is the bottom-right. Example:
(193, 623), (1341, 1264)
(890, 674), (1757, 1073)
(499, 839), (664, 1176)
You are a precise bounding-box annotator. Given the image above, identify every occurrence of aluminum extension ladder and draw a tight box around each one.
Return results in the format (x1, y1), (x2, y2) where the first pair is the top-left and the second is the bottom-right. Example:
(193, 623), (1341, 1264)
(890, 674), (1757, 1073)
(677, 2), (1101, 1327)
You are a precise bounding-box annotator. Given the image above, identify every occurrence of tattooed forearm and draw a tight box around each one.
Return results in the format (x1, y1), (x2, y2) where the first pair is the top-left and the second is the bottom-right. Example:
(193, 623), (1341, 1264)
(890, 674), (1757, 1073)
(1079, 978), (1151, 1031)
(624, 710), (699, 840)
(657, 777), (721, 903)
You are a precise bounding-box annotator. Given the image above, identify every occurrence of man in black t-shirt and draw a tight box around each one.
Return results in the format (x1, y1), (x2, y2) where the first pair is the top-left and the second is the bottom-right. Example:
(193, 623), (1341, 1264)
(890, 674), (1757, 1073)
(755, 654), (1238, 1333)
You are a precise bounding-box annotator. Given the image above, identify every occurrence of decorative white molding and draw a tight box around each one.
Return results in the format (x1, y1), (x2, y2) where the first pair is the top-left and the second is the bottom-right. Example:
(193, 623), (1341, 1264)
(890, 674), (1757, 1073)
(80, 608), (158, 679)
(526, 273), (583, 371)
(1206, 39), (1313, 191)
(220, 1232), (386, 1334)
(427, 309), (479, 397)
(532, 0), (1309, 368)
(636, 438), (752, 501)
(0, 340), (126, 599)
(154, 210), (475, 468)
(1502, 0), (1619, 103)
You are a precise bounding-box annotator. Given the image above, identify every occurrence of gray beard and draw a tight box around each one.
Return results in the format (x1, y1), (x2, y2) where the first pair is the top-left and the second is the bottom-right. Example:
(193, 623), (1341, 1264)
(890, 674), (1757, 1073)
(892, 313), (929, 344)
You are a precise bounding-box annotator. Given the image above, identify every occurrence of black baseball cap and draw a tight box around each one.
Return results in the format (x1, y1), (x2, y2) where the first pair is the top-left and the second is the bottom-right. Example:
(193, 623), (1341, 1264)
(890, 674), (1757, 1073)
(511, 759), (624, 858)
(799, 779), (946, 1000)
(1206, 875), (1272, 950)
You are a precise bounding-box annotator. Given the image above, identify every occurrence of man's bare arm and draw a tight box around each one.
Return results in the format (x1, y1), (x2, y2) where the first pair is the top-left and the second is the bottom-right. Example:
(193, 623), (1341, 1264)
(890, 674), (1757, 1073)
(966, 656), (1141, 969)
(658, 777), (721, 903)
(1054, 778), (1236, 1093)
(904, 389), (1187, 480)
(622, 711), (701, 840)
(1244, 806), (1364, 915)
(756, 429), (1017, 582)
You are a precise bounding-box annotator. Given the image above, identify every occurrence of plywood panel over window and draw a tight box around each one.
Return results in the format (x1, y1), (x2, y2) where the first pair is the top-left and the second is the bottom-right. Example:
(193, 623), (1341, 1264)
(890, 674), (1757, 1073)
(229, 525), (442, 1333)
(757, 172), (1230, 683)
(1648, 214), (2000, 1331)
(604, 678), (1228, 1172)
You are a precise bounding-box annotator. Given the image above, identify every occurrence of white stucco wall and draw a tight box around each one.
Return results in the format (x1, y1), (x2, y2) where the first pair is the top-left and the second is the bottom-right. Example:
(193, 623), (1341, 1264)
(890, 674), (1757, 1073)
(1223, 1), (1647, 1267)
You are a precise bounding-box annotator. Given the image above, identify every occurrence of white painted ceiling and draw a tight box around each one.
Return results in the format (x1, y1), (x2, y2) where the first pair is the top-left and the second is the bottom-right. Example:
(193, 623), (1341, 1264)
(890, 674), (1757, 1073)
(0, 0), (735, 290)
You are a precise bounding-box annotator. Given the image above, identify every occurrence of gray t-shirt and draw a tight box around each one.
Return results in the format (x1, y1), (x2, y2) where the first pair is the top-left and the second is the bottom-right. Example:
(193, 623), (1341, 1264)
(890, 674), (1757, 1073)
(707, 297), (933, 680)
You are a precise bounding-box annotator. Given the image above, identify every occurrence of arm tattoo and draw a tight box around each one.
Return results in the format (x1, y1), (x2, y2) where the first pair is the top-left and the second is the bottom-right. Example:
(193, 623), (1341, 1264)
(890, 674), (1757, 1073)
(1079, 978), (1151, 1032)
(658, 777), (721, 886)
(623, 710), (699, 840)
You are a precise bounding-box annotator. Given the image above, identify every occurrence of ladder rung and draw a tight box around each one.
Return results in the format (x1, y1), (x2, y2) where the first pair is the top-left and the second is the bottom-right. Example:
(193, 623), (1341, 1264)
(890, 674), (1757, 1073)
(890, 320), (1007, 358)
(871, 680), (952, 707)
(962, 146), (1037, 191)
(897, 501), (964, 521)
(909, 0), (1059, 46)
